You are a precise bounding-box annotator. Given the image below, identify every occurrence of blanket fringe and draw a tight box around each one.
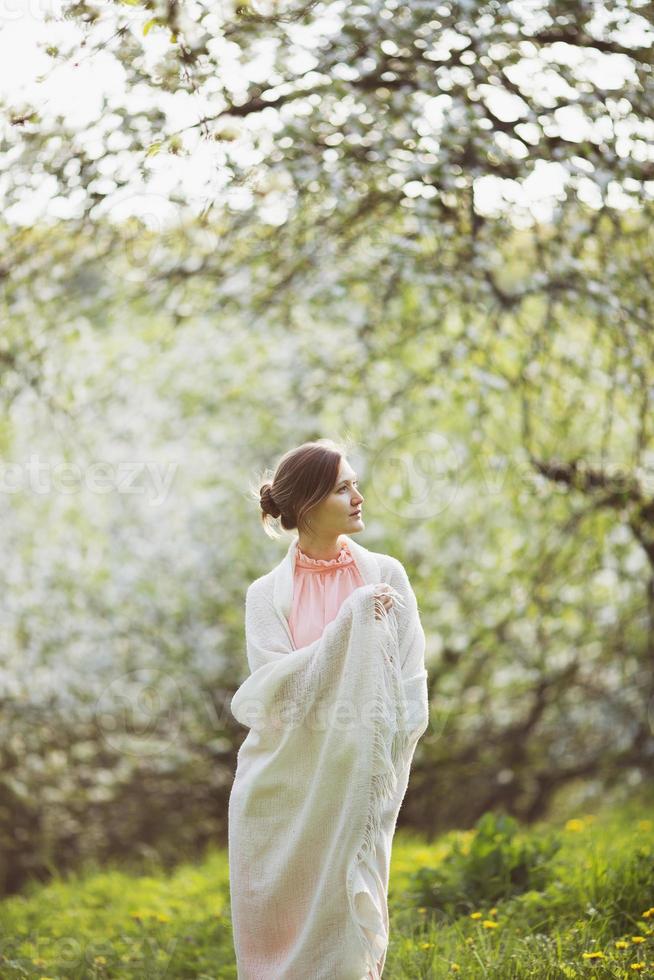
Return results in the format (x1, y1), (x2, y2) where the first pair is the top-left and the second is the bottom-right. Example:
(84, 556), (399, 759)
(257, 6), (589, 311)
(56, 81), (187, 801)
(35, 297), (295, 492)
(347, 586), (412, 979)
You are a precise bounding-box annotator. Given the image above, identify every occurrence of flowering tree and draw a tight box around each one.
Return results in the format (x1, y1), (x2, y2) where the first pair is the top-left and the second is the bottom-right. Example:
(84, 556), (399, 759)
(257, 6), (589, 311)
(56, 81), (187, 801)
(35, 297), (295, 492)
(1, 0), (653, 887)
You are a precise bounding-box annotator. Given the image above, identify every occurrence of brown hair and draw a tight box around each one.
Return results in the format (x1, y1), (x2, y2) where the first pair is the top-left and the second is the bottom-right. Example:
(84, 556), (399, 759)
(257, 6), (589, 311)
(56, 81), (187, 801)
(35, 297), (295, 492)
(253, 438), (351, 540)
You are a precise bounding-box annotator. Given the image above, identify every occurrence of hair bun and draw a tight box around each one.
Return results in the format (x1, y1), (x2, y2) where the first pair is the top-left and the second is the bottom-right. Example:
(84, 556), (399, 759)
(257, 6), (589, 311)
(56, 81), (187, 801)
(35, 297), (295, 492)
(260, 482), (281, 519)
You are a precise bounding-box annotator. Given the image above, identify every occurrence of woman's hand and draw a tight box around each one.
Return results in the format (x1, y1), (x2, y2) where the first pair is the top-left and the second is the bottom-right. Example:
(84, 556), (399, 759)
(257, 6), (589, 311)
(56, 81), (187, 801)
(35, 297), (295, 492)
(373, 583), (396, 620)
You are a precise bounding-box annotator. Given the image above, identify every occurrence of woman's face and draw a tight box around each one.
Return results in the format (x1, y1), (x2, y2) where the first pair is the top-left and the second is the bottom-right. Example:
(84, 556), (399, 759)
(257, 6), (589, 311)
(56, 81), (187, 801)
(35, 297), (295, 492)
(306, 459), (365, 536)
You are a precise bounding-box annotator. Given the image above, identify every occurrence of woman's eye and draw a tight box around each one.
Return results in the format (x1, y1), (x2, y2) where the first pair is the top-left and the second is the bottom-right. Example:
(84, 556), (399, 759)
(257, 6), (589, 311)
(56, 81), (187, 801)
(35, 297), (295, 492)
(339, 483), (358, 492)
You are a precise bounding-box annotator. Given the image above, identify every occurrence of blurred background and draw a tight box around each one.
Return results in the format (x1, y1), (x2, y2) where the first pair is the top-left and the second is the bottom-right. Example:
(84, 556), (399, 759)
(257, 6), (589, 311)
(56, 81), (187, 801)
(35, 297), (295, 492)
(1, 0), (653, 929)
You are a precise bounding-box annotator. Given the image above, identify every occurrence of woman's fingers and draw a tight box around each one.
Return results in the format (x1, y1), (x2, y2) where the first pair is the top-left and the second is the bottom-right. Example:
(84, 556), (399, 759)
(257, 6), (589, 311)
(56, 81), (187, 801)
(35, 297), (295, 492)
(373, 584), (396, 619)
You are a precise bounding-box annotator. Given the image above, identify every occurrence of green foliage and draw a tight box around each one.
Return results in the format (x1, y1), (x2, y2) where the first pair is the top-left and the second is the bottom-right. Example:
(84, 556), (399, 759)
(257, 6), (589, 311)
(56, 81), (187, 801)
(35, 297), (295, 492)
(405, 810), (561, 915)
(0, 852), (237, 980)
(1, 795), (653, 979)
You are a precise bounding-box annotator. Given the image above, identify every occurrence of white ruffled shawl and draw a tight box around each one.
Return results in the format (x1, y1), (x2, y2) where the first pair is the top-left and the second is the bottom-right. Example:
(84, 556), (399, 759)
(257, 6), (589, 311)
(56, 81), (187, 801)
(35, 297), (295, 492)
(228, 534), (430, 980)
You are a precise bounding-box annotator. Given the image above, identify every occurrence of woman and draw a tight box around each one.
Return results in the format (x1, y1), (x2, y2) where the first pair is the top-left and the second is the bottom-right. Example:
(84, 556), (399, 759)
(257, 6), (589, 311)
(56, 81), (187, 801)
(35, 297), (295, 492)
(228, 439), (430, 980)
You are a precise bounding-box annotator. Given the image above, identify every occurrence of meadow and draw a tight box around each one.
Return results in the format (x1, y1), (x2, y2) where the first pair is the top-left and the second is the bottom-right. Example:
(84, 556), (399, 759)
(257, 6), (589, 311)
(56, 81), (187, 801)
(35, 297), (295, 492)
(1, 790), (652, 979)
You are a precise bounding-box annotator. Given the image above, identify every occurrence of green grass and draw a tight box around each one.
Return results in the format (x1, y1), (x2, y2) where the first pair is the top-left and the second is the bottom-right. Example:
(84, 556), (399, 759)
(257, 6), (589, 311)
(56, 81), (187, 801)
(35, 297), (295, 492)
(1, 793), (653, 979)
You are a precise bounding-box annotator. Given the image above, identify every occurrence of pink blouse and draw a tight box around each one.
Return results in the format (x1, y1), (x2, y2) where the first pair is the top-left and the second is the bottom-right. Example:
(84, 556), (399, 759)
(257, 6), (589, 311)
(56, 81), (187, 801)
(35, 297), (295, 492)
(288, 539), (366, 649)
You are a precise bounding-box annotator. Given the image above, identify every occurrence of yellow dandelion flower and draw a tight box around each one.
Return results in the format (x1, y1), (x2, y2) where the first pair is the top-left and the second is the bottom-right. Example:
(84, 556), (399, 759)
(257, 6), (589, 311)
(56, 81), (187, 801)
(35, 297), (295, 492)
(489, 907), (498, 916)
(582, 951), (604, 959)
(642, 909), (654, 919)
(417, 907), (427, 914)
(156, 913), (170, 923)
(631, 936), (646, 943)
(615, 940), (630, 949)
(482, 920), (499, 928)
(94, 956), (107, 964)
(565, 819), (585, 832)
(469, 911), (482, 919)
(630, 964), (645, 971)
(450, 965), (461, 973)
(465, 937), (474, 945)
(419, 941), (434, 950)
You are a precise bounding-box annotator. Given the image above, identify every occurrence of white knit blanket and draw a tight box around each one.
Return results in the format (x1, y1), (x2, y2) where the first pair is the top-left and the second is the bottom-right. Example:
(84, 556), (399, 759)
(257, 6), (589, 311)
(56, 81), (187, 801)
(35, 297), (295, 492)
(228, 534), (430, 980)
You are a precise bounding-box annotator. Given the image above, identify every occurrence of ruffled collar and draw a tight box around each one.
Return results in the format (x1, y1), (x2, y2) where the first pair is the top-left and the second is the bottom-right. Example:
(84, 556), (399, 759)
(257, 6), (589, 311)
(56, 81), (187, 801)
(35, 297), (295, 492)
(295, 541), (355, 570)
(272, 534), (380, 630)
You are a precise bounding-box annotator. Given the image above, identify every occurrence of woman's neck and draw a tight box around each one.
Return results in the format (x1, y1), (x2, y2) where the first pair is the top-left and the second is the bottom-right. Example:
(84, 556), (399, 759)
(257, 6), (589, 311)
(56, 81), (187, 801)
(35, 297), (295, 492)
(297, 533), (345, 561)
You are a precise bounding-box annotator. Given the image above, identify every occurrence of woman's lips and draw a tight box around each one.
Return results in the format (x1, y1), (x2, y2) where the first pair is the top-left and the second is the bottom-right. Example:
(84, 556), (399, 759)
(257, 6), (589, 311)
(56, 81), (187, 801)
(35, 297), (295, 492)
(350, 510), (362, 517)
